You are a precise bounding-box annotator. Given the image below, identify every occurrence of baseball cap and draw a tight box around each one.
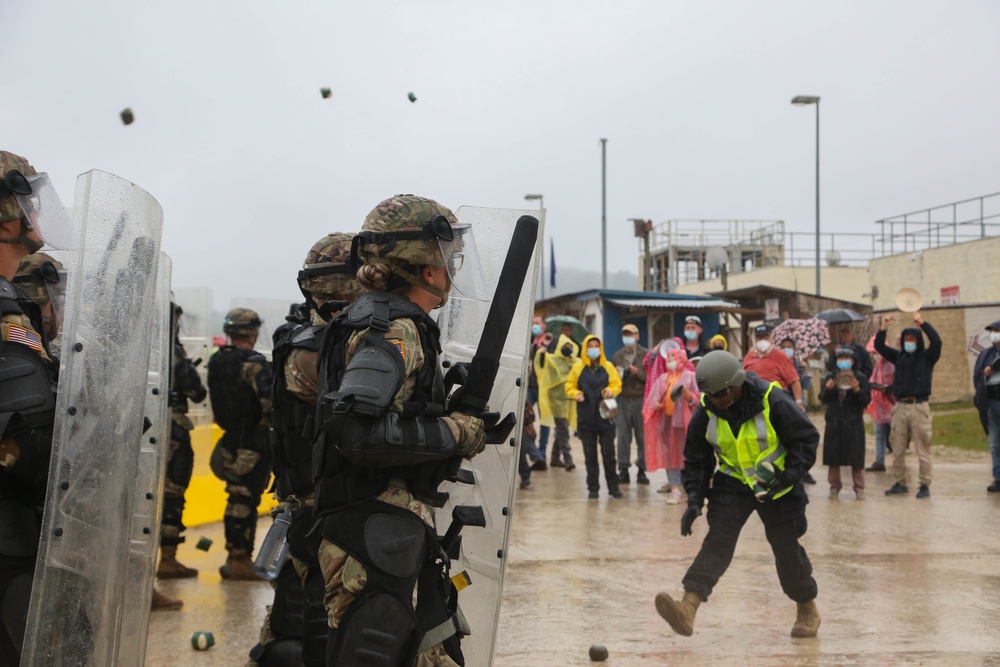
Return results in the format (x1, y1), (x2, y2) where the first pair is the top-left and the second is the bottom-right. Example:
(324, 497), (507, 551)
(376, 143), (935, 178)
(685, 315), (702, 326)
(754, 324), (772, 337)
(622, 323), (639, 334)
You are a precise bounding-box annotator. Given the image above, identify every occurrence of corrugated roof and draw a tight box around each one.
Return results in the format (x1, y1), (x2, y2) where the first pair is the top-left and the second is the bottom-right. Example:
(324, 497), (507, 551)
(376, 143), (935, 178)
(605, 298), (741, 310)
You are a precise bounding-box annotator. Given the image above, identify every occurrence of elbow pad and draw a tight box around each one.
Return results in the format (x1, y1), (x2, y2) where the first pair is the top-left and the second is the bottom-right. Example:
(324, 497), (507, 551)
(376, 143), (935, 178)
(333, 412), (457, 467)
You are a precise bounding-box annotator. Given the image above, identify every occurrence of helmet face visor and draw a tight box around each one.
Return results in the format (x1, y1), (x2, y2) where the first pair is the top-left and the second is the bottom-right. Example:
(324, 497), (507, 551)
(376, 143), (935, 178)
(15, 173), (76, 250)
(438, 222), (488, 301)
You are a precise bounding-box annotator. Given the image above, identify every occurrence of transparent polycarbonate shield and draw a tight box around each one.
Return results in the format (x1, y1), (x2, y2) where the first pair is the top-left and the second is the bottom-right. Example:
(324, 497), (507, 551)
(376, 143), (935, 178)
(172, 286), (213, 340)
(15, 172), (76, 250)
(435, 206), (542, 665)
(21, 170), (164, 667)
(116, 252), (171, 667)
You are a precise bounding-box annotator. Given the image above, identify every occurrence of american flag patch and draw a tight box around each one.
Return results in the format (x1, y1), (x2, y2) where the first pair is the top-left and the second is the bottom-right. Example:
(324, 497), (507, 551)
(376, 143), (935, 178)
(5, 323), (42, 352)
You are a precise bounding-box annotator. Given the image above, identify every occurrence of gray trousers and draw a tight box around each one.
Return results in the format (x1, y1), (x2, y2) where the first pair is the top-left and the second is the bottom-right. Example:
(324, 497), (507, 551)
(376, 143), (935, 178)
(616, 396), (645, 473)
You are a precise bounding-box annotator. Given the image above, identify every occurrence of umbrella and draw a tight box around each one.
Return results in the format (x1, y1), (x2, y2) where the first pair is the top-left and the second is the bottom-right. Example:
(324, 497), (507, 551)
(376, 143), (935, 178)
(771, 318), (830, 360)
(815, 308), (866, 324)
(969, 332), (993, 355)
(545, 315), (589, 344)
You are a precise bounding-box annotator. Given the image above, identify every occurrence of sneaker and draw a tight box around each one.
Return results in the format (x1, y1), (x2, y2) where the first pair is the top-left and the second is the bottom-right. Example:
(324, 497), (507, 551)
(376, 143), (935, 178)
(884, 483), (909, 496)
(531, 460), (548, 471)
(657, 484), (673, 494)
(667, 488), (683, 505)
(855, 489), (866, 500)
(610, 489), (624, 498)
(565, 462), (576, 472)
(550, 459), (565, 468)
(519, 479), (531, 489)
(915, 485), (930, 499)
(865, 462), (886, 472)
(618, 471), (630, 485)
(828, 489), (839, 500)
(588, 491), (599, 499)
(988, 481), (1000, 493)
(802, 473), (817, 485)
(637, 470), (650, 485)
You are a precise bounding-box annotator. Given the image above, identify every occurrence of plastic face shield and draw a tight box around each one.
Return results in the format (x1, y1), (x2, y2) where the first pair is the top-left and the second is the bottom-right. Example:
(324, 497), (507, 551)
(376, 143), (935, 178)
(14, 173), (75, 250)
(439, 221), (487, 301)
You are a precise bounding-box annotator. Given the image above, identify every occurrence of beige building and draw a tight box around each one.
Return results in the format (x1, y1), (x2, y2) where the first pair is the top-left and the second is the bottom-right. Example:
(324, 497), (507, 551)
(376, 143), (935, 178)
(672, 265), (871, 305)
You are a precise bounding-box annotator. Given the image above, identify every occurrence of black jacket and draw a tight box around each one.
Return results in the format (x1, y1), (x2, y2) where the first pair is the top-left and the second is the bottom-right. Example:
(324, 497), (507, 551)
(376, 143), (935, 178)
(681, 373), (819, 508)
(825, 342), (873, 378)
(874, 322), (941, 400)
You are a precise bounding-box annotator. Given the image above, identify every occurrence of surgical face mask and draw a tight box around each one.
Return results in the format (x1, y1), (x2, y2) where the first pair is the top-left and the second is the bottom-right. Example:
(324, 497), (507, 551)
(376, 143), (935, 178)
(667, 360), (677, 371)
(990, 331), (1000, 344)
(622, 336), (636, 347)
(782, 347), (794, 359)
(903, 341), (917, 353)
(684, 330), (698, 341)
(836, 360), (853, 371)
(756, 339), (772, 353)
(587, 347), (601, 360)
(532, 324), (542, 336)
(561, 345), (573, 357)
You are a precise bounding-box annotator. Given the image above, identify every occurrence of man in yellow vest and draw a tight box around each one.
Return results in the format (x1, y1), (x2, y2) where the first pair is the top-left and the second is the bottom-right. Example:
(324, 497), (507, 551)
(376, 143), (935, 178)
(655, 350), (821, 639)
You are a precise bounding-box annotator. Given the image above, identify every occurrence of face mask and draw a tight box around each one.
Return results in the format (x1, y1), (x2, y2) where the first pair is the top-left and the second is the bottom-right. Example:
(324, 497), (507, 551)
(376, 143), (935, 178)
(836, 360), (853, 371)
(782, 347), (794, 359)
(532, 324), (542, 336)
(684, 330), (699, 341)
(622, 336), (636, 347)
(903, 342), (917, 353)
(667, 361), (677, 371)
(712, 344), (724, 350)
(561, 345), (573, 357)
(756, 340), (772, 353)
(587, 347), (601, 360)
(990, 332), (1000, 344)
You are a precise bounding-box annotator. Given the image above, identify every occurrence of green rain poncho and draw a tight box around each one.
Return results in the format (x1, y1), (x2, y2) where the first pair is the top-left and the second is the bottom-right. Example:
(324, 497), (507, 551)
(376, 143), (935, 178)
(533, 333), (579, 430)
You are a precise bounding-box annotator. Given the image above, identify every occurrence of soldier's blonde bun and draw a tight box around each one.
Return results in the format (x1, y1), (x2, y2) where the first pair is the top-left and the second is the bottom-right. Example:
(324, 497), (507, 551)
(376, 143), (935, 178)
(357, 263), (392, 292)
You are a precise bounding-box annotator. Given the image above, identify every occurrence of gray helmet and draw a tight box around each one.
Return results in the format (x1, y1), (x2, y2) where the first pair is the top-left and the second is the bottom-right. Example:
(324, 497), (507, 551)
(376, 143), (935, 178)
(695, 350), (746, 394)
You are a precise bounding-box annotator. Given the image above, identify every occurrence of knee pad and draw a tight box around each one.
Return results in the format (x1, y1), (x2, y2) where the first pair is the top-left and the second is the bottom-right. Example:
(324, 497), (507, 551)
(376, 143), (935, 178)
(326, 594), (418, 667)
(249, 636), (303, 667)
(303, 569), (329, 667)
(269, 562), (306, 638)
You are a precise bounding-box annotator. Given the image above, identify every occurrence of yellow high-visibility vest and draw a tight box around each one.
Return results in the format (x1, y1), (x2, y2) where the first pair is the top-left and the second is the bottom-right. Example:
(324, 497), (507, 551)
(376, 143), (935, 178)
(701, 382), (793, 499)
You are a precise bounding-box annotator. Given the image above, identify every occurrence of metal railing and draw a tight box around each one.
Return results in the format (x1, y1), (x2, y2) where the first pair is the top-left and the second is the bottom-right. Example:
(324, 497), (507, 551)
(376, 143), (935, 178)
(875, 191), (1000, 254)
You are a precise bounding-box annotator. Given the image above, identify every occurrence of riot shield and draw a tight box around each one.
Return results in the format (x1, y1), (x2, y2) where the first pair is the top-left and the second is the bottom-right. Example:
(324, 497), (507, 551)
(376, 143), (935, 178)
(117, 252), (171, 666)
(174, 286), (214, 426)
(435, 206), (542, 665)
(21, 170), (164, 666)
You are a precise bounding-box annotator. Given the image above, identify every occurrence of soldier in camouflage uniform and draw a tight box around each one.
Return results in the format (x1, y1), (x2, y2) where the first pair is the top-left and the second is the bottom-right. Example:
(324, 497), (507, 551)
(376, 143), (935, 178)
(247, 233), (359, 667)
(207, 308), (273, 580)
(0, 152), (66, 659)
(156, 303), (208, 582)
(312, 195), (487, 666)
(12, 252), (65, 355)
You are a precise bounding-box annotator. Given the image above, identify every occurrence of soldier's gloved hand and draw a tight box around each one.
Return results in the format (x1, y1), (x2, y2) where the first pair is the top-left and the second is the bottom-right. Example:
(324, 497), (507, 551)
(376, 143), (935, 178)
(452, 412), (487, 458)
(680, 505), (701, 537)
(753, 462), (793, 501)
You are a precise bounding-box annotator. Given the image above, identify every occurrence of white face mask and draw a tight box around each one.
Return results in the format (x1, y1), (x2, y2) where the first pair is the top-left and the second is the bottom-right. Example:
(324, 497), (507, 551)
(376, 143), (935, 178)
(667, 361), (677, 371)
(991, 331), (1000, 344)
(756, 339), (772, 353)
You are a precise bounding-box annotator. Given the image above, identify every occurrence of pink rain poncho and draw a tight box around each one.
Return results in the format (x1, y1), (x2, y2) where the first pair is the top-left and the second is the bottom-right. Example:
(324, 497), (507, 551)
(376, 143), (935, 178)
(643, 347), (700, 472)
(865, 335), (896, 425)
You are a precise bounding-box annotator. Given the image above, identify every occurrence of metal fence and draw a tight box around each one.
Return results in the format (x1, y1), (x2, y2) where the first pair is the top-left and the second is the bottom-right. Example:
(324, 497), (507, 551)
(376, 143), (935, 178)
(875, 191), (1000, 255)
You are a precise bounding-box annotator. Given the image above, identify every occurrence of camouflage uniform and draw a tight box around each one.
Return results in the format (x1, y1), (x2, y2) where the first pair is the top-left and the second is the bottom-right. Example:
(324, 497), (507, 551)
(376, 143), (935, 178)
(314, 195), (486, 666)
(208, 308), (273, 575)
(0, 151), (60, 662)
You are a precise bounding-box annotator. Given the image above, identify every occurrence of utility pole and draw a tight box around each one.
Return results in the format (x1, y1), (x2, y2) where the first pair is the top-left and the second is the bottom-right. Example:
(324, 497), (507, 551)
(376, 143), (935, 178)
(600, 138), (607, 289)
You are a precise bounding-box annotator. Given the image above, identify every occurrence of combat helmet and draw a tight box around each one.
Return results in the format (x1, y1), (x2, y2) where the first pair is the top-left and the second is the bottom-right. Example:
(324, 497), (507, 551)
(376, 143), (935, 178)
(0, 151), (44, 253)
(223, 307), (262, 336)
(353, 194), (474, 303)
(13, 251), (64, 304)
(695, 350), (746, 394)
(298, 232), (358, 304)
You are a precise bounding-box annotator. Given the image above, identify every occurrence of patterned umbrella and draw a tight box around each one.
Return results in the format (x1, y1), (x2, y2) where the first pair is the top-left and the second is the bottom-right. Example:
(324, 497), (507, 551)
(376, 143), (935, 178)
(771, 318), (831, 361)
(544, 315), (589, 344)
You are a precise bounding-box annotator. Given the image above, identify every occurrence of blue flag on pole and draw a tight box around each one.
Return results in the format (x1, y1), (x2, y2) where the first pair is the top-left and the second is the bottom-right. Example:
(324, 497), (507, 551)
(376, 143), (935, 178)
(550, 238), (556, 289)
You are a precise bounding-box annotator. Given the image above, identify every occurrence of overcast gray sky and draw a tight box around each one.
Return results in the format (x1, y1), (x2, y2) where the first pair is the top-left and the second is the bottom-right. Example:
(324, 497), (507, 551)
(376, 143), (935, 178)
(6, 1), (1000, 308)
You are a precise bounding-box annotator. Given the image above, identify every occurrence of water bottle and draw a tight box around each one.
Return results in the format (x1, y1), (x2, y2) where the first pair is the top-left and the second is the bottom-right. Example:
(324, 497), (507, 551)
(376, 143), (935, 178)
(253, 507), (294, 580)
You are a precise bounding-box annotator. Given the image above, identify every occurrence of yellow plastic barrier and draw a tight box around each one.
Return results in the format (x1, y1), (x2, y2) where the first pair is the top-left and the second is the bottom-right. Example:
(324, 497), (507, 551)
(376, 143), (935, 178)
(183, 424), (278, 527)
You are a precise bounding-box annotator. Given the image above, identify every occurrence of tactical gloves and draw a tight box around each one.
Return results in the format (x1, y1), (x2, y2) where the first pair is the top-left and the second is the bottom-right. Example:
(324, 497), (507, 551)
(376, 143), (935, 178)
(753, 461), (794, 501)
(680, 505), (701, 536)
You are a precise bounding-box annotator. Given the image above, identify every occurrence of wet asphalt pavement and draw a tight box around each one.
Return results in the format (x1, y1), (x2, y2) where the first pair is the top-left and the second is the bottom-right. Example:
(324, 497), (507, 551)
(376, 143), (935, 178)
(147, 432), (1000, 666)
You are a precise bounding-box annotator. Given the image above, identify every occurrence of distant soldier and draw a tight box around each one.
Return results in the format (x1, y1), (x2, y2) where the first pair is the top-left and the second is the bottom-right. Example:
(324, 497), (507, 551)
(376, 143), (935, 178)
(208, 308), (273, 579)
(156, 304), (208, 584)
(248, 233), (359, 667)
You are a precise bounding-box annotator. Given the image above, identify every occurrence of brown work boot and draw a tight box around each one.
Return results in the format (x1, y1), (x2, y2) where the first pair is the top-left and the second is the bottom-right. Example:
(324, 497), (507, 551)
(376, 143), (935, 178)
(655, 590), (702, 636)
(157, 545), (198, 579)
(151, 587), (183, 611)
(219, 550), (259, 581)
(791, 600), (821, 638)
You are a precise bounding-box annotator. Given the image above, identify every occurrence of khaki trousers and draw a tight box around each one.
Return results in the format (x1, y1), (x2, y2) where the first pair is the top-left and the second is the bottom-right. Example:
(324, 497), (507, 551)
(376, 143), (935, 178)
(889, 402), (933, 486)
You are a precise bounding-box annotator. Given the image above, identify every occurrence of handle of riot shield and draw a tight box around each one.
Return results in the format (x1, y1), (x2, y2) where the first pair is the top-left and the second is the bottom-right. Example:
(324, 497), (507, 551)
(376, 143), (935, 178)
(441, 505), (487, 560)
(483, 411), (517, 445)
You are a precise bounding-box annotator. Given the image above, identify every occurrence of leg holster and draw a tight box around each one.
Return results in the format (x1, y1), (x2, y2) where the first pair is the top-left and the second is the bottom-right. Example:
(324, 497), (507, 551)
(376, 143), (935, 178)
(321, 501), (431, 666)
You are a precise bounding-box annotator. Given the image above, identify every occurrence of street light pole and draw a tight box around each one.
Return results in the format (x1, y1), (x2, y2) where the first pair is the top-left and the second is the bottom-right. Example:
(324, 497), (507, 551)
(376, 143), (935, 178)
(791, 95), (821, 296)
(525, 193), (544, 299)
(600, 138), (607, 289)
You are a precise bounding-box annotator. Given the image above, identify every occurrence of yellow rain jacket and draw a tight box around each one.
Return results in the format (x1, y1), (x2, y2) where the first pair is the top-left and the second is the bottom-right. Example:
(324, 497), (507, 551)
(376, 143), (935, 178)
(533, 334), (579, 429)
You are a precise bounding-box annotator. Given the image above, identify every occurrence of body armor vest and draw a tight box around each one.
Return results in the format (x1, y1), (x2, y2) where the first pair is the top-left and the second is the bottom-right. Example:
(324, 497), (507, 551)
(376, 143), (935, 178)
(271, 318), (321, 500)
(208, 346), (264, 432)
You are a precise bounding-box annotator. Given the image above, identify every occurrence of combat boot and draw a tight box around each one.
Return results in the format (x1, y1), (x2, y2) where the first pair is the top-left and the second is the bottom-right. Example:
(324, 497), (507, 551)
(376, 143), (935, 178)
(157, 545), (198, 579)
(791, 600), (821, 638)
(151, 587), (183, 611)
(655, 590), (702, 636)
(220, 550), (259, 581)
